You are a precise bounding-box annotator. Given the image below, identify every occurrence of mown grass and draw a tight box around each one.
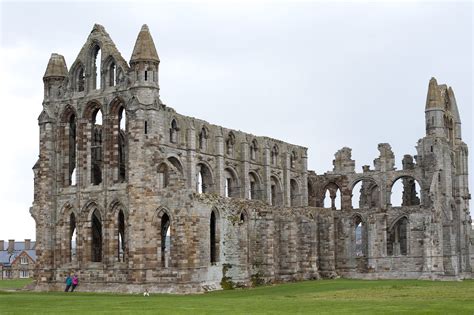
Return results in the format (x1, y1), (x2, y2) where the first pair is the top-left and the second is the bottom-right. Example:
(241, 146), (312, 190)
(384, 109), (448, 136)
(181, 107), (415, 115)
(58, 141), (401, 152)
(0, 279), (32, 290)
(0, 279), (473, 314)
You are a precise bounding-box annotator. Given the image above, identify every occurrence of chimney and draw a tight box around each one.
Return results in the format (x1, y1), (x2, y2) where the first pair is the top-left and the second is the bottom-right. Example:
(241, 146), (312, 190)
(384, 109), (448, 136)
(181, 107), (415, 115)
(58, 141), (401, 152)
(0, 240), (4, 251)
(8, 239), (15, 252)
(25, 239), (31, 250)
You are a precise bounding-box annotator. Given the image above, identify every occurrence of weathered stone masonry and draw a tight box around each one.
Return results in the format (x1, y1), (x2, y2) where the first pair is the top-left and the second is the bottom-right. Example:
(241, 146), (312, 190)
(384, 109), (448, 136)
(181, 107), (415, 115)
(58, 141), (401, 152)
(30, 24), (472, 293)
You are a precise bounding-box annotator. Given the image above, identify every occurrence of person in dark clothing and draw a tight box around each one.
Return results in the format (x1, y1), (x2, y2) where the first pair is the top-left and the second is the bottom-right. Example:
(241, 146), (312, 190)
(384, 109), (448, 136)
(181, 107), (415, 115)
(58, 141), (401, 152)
(65, 274), (72, 292)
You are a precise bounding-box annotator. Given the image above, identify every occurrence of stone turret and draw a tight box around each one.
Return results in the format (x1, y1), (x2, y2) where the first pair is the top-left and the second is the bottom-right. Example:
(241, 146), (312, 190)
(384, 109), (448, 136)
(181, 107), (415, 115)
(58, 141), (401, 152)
(43, 53), (68, 100)
(130, 24), (160, 92)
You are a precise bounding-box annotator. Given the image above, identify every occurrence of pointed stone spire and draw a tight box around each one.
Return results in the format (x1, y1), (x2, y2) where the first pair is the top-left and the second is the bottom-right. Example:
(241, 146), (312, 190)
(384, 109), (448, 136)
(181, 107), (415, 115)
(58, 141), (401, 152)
(43, 53), (68, 79)
(130, 24), (160, 63)
(425, 77), (442, 109)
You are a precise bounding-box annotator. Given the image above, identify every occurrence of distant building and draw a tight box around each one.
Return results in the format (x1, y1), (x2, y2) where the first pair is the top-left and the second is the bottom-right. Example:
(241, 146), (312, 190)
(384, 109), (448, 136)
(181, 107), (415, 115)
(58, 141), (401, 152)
(0, 239), (36, 279)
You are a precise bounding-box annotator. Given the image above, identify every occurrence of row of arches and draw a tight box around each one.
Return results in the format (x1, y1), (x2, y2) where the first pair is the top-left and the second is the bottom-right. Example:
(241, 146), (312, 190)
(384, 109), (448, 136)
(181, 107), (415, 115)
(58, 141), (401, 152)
(65, 205), (225, 266)
(169, 119), (299, 168)
(194, 162), (303, 206)
(71, 45), (125, 93)
(61, 100), (127, 186)
(319, 176), (422, 210)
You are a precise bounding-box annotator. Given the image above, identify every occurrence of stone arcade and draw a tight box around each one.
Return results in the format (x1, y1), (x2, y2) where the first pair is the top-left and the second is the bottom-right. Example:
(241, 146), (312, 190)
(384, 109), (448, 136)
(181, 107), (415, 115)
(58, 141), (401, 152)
(31, 24), (472, 293)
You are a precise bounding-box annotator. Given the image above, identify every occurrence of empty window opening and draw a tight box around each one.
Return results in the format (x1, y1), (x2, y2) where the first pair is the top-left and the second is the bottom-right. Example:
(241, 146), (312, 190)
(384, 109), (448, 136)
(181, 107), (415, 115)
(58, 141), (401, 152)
(157, 163), (169, 189)
(250, 139), (258, 161)
(118, 210), (125, 262)
(198, 127), (208, 150)
(144, 70), (148, 81)
(197, 172), (203, 194)
(271, 145), (279, 166)
(224, 168), (238, 198)
(323, 183), (342, 210)
(196, 164), (212, 194)
(161, 213), (170, 267)
(225, 178), (231, 197)
(210, 211), (217, 263)
(67, 114), (77, 186)
(109, 62), (116, 87)
(240, 212), (246, 223)
(391, 176), (421, 207)
(226, 132), (235, 156)
(354, 217), (364, 257)
(145, 121), (148, 134)
(91, 109), (103, 185)
(118, 107), (127, 183)
(69, 213), (77, 262)
(77, 67), (85, 92)
(93, 46), (102, 90)
(91, 210), (102, 262)
(387, 217), (408, 256)
(351, 179), (379, 209)
(170, 119), (178, 143)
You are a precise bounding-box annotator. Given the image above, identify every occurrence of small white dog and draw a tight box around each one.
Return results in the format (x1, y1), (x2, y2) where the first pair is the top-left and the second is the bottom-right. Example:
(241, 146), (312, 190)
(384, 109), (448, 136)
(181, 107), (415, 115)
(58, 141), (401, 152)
(143, 289), (150, 297)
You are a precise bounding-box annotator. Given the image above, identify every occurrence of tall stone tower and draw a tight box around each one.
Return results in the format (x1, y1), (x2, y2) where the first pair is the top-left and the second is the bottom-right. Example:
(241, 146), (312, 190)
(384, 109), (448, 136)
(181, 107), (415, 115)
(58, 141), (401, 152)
(416, 78), (471, 275)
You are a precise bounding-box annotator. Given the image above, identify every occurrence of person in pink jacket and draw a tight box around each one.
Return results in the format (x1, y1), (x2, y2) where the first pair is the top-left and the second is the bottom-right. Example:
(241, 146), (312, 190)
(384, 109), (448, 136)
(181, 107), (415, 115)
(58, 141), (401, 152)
(71, 274), (79, 292)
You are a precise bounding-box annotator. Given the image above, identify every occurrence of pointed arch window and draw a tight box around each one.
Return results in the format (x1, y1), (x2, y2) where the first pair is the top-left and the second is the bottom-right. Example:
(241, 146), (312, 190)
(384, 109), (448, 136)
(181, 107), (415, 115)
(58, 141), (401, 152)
(210, 211), (218, 263)
(271, 145), (279, 166)
(170, 119), (178, 143)
(76, 66), (85, 92)
(387, 217), (408, 256)
(225, 132), (235, 156)
(117, 210), (125, 262)
(354, 216), (366, 257)
(160, 213), (171, 267)
(69, 213), (77, 262)
(67, 113), (77, 186)
(91, 209), (102, 262)
(92, 45), (102, 90)
(118, 106), (127, 183)
(91, 108), (103, 185)
(198, 127), (208, 151)
(196, 163), (212, 194)
(108, 61), (117, 87)
(250, 139), (258, 161)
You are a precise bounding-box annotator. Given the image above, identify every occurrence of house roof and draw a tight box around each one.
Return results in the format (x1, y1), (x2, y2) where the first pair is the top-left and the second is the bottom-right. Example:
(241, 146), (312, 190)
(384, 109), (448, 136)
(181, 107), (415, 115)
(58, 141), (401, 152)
(1, 241), (36, 251)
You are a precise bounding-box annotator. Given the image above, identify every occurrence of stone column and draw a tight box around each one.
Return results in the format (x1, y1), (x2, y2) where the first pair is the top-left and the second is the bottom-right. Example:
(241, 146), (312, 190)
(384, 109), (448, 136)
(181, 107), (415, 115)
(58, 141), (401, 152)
(263, 144), (271, 204)
(186, 127), (196, 190)
(241, 141), (249, 199)
(215, 130), (225, 196)
(283, 152), (291, 207)
(301, 149), (309, 207)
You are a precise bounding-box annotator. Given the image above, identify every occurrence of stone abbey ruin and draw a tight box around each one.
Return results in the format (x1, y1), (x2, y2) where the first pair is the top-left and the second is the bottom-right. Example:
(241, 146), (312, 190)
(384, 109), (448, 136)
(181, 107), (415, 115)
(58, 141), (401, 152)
(31, 24), (472, 293)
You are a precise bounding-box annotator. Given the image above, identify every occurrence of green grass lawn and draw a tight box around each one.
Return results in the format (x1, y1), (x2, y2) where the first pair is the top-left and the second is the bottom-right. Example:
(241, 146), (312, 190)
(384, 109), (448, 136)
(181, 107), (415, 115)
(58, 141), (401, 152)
(0, 279), (32, 290)
(0, 279), (473, 314)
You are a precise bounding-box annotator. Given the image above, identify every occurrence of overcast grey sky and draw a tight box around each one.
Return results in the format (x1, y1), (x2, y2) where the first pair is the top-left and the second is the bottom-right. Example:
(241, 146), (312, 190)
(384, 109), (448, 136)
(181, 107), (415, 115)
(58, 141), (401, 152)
(0, 1), (472, 240)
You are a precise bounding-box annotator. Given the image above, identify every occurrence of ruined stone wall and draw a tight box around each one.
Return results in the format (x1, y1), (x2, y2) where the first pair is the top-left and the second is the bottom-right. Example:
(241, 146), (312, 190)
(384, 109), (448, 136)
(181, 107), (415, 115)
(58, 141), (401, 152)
(31, 25), (471, 293)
